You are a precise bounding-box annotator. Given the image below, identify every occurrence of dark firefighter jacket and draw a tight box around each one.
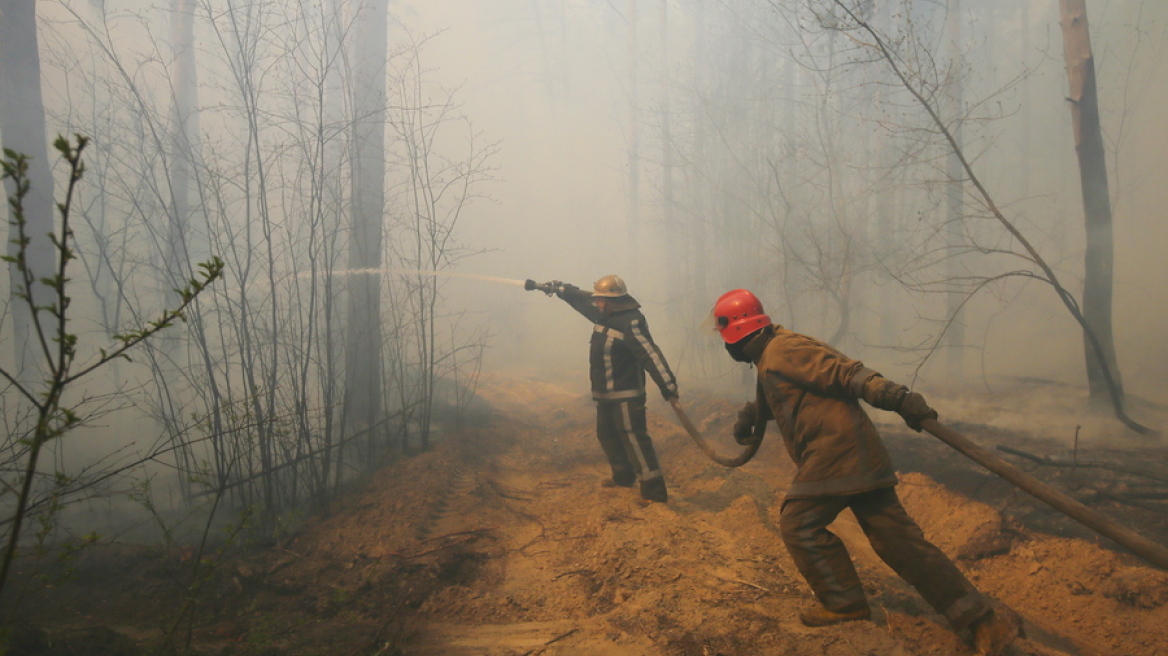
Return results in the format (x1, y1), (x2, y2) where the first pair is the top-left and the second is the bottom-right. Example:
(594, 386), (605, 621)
(560, 286), (678, 403)
(743, 324), (897, 499)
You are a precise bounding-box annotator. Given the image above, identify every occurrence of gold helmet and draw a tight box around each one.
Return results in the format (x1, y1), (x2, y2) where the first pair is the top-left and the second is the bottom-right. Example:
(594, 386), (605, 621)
(592, 274), (628, 298)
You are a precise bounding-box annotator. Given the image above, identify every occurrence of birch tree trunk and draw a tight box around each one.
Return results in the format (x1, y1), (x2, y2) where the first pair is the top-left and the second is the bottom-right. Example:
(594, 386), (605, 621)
(1058, 0), (1122, 402)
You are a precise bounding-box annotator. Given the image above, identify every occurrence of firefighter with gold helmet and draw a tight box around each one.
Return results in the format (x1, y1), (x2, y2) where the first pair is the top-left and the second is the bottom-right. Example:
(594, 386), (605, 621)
(526, 275), (678, 503)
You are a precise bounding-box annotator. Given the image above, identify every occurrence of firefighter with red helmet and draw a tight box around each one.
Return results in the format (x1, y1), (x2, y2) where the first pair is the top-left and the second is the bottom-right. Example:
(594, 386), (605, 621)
(711, 289), (1018, 656)
(528, 275), (677, 503)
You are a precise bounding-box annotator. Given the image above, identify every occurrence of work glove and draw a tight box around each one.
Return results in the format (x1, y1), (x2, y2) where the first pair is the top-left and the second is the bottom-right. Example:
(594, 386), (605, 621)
(897, 391), (938, 432)
(554, 282), (579, 299)
(661, 384), (679, 402)
(860, 375), (938, 432)
(733, 401), (760, 446)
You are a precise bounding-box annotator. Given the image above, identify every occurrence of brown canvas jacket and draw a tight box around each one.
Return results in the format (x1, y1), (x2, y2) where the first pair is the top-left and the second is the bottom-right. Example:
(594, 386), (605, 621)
(744, 325), (897, 498)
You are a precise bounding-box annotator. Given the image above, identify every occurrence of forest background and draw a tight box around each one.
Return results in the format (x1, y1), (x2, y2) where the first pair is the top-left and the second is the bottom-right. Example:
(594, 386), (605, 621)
(0, 0), (1165, 583)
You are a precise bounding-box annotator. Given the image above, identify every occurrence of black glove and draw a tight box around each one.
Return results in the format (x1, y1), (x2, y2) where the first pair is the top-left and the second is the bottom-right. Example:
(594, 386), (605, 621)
(733, 401), (760, 445)
(554, 282), (578, 299)
(897, 391), (938, 432)
(661, 385), (679, 402)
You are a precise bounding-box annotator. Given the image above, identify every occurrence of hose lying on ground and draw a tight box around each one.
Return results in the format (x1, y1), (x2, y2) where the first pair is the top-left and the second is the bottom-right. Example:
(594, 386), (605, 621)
(669, 398), (762, 468)
(921, 418), (1168, 571)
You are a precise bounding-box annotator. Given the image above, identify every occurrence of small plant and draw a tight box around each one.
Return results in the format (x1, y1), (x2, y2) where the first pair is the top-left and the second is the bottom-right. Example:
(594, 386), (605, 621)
(0, 135), (224, 601)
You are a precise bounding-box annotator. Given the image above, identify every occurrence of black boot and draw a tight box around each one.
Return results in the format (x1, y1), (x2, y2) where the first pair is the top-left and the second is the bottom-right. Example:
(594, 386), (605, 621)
(639, 477), (668, 503)
(606, 467), (636, 488)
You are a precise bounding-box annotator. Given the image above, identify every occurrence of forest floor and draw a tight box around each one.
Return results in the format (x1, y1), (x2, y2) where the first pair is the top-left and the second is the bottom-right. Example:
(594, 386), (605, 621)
(4, 369), (1168, 656)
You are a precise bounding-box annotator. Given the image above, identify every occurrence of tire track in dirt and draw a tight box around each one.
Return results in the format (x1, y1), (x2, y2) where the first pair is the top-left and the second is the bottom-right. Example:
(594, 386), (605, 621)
(415, 465), (477, 542)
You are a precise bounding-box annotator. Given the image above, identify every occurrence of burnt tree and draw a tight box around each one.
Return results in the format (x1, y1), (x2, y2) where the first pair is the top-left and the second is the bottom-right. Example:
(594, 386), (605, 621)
(1058, 0), (1123, 404)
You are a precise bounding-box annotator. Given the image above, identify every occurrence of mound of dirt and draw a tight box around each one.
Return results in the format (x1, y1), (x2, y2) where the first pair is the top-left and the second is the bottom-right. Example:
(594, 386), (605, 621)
(5, 371), (1167, 656)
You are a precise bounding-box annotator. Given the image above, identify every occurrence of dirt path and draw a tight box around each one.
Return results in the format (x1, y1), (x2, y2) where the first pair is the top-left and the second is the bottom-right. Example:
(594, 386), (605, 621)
(8, 370), (1168, 656)
(295, 371), (1166, 656)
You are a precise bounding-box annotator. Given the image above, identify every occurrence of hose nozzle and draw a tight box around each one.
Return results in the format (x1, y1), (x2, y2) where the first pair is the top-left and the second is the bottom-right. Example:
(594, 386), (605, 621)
(525, 279), (562, 296)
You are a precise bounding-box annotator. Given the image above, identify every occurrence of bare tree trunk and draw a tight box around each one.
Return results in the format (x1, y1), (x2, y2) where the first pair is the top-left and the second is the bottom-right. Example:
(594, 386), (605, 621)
(873, 0), (896, 347)
(658, 0), (682, 334)
(659, 0), (672, 236)
(156, 0), (201, 498)
(528, 0), (555, 100)
(779, 39), (800, 331)
(318, 0), (347, 500)
(626, 0), (640, 277)
(944, 0), (966, 380)
(1019, 0), (1033, 200)
(344, 0), (387, 452)
(0, 0), (55, 378)
(690, 0), (708, 310)
(168, 0), (198, 292)
(1058, 0), (1122, 403)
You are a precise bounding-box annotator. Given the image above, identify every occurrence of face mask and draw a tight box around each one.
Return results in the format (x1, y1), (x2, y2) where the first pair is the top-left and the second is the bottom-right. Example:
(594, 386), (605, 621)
(725, 339), (752, 363)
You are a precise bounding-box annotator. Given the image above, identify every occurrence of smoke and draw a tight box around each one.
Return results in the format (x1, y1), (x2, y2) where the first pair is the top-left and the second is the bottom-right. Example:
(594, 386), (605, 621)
(6, 0), (1166, 553)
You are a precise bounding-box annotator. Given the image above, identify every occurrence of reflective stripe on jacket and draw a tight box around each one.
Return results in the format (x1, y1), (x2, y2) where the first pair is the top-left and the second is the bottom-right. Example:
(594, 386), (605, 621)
(561, 287), (678, 402)
(744, 325), (897, 498)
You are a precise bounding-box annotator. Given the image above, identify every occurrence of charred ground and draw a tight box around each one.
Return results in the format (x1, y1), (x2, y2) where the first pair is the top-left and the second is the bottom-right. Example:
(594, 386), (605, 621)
(3, 372), (1167, 656)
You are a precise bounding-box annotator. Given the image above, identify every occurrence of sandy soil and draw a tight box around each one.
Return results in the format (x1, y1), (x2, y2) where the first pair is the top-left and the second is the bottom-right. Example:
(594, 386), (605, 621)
(5, 370), (1168, 656)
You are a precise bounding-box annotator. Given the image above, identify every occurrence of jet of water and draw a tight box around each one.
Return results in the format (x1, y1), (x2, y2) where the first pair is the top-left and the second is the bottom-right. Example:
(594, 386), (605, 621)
(303, 267), (527, 287)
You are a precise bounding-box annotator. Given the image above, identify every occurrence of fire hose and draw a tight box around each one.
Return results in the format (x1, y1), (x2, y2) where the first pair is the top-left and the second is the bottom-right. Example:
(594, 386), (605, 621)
(673, 398), (1168, 569)
(672, 403), (1168, 570)
(918, 417), (1168, 571)
(669, 398), (763, 468)
(526, 277), (1168, 569)
(526, 279), (765, 467)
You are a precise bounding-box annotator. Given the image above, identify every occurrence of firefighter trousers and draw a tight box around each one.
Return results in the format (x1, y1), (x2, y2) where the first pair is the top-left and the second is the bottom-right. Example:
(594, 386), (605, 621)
(779, 486), (990, 629)
(595, 398), (667, 501)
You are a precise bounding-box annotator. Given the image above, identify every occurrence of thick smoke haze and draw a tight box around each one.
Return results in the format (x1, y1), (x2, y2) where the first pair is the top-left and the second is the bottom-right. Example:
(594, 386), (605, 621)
(407, 1), (1168, 406)
(2, 0), (1166, 543)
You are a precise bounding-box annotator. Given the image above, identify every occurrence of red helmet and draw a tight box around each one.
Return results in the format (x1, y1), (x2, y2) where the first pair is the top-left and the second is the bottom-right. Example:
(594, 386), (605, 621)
(712, 289), (771, 344)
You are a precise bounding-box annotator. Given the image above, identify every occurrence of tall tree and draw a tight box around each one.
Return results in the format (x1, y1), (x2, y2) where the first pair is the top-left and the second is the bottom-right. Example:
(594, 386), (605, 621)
(344, 0), (388, 450)
(944, 0), (966, 378)
(811, 0), (1147, 432)
(0, 0), (55, 377)
(626, 0), (640, 277)
(658, 0), (672, 242)
(1058, 0), (1123, 403)
(167, 0), (200, 294)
